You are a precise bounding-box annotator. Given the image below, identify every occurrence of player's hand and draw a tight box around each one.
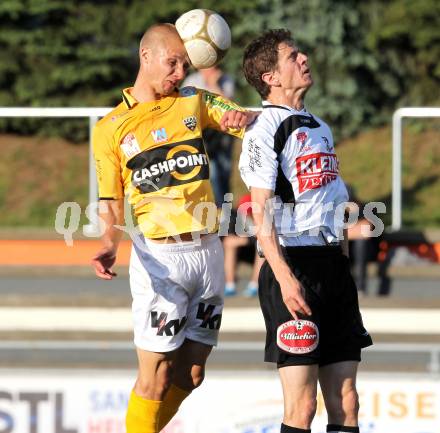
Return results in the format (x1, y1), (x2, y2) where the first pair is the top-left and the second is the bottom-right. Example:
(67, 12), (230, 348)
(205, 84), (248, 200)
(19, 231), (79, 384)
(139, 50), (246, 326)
(220, 110), (256, 131)
(92, 246), (118, 280)
(244, 110), (260, 126)
(279, 276), (311, 320)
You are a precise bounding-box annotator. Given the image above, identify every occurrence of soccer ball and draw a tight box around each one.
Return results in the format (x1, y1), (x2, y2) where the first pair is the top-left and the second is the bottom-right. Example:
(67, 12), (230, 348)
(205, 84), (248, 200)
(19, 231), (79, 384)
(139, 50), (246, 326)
(175, 9), (231, 69)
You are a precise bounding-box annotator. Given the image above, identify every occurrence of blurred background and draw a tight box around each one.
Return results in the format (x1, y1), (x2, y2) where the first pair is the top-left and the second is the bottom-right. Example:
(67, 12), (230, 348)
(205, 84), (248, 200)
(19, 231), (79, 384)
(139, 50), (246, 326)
(0, 1), (439, 432)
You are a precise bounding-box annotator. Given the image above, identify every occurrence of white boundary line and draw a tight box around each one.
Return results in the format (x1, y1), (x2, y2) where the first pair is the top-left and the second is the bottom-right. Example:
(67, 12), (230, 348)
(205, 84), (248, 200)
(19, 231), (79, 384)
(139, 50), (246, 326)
(1, 307), (440, 334)
(0, 340), (439, 352)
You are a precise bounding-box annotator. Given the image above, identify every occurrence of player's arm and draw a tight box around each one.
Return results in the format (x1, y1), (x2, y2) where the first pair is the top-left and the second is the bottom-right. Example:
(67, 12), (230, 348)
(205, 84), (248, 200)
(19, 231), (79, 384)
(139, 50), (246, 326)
(220, 109), (259, 131)
(200, 90), (258, 135)
(239, 127), (310, 319)
(91, 123), (125, 279)
(92, 199), (124, 279)
(251, 187), (311, 320)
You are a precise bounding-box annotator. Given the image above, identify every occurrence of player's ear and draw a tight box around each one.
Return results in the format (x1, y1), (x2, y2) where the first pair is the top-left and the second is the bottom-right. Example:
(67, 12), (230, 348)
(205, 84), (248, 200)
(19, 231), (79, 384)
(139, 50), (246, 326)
(139, 47), (152, 66)
(261, 70), (280, 87)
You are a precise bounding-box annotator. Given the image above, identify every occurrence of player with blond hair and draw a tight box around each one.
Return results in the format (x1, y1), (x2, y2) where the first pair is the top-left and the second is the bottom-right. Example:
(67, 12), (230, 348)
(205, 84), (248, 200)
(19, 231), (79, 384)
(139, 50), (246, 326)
(92, 23), (254, 433)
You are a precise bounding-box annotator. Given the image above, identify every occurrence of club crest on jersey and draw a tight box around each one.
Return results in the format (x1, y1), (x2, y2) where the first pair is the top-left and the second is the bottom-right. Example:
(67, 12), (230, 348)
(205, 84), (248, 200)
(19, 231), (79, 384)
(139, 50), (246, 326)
(296, 131), (308, 144)
(151, 127), (167, 143)
(179, 86), (197, 97)
(120, 132), (141, 158)
(183, 116), (197, 131)
(277, 319), (319, 354)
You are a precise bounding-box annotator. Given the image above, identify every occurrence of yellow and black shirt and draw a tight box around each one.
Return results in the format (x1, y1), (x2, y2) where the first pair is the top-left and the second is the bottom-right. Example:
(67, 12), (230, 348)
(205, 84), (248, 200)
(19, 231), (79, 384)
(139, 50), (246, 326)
(92, 86), (245, 238)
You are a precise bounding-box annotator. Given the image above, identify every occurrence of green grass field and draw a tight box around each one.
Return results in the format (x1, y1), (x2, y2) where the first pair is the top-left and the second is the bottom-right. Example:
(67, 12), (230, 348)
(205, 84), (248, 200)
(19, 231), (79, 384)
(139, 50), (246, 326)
(0, 122), (439, 230)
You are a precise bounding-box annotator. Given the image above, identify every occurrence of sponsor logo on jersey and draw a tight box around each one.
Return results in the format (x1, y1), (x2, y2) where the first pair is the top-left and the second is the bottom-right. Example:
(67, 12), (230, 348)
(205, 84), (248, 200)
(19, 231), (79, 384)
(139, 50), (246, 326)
(322, 136), (333, 152)
(277, 319), (319, 354)
(179, 86), (197, 97)
(296, 152), (339, 193)
(127, 138), (209, 193)
(151, 311), (187, 336)
(204, 91), (237, 112)
(120, 132), (142, 158)
(151, 127), (167, 143)
(183, 116), (197, 131)
(111, 110), (131, 121)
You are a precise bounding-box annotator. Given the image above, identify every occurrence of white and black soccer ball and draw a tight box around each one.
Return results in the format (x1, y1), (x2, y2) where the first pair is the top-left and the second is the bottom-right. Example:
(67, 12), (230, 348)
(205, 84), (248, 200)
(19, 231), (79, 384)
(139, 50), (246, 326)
(175, 9), (231, 69)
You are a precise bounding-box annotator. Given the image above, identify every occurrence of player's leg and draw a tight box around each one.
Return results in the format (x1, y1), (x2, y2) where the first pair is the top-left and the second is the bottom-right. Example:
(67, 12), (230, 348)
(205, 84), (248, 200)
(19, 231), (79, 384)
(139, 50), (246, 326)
(258, 250), (323, 433)
(223, 234), (249, 295)
(159, 234), (224, 430)
(316, 251), (371, 433)
(126, 239), (191, 433)
(158, 339), (212, 430)
(318, 361), (360, 433)
(278, 364), (318, 432)
(126, 349), (176, 433)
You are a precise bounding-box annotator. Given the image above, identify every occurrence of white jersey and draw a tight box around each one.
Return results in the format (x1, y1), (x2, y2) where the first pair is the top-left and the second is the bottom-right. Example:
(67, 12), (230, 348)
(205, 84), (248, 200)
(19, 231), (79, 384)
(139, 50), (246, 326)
(239, 102), (348, 247)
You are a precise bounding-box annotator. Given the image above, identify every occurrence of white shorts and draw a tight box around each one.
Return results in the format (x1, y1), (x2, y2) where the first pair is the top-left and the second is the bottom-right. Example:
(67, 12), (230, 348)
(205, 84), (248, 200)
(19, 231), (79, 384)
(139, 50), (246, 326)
(129, 233), (225, 352)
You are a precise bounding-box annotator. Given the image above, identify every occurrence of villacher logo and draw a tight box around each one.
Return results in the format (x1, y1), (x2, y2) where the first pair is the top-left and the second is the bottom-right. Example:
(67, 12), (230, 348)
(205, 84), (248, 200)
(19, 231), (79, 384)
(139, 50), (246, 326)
(277, 319), (319, 354)
(127, 138), (209, 193)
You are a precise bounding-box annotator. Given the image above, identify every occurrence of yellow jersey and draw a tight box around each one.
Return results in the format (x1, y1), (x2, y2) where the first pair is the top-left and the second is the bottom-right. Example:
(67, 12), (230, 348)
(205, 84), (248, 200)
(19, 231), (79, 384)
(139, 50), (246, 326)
(92, 86), (245, 238)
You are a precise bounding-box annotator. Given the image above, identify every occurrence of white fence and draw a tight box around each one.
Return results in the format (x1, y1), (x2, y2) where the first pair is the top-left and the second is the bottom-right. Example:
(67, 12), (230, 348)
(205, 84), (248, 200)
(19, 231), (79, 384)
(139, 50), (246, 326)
(0, 107), (111, 233)
(1, 106), (440, 232)
(392, 107), (440, 230)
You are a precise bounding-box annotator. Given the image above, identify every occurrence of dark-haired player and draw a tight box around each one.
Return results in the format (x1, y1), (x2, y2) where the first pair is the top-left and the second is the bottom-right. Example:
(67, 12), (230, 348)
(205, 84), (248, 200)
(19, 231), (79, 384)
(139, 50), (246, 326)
(240, 29), (372, 433)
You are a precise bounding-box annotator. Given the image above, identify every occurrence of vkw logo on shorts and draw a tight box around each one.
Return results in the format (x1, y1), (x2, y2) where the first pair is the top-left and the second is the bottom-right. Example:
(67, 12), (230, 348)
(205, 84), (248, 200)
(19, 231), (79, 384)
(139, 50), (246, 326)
(196, 303), (222, 330)
(276, 319), (319, 354)
(151, 311), (187, 336)
(183, 116), (197, 131)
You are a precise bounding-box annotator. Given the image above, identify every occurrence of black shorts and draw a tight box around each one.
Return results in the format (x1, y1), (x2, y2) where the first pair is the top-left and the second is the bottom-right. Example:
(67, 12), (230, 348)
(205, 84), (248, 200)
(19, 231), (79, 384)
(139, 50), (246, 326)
(258, 245), (373, 368)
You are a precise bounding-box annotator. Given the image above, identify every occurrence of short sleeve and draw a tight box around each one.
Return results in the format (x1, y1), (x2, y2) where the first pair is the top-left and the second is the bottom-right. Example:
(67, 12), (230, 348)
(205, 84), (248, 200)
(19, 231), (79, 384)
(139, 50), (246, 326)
(199, 90), (245, 139)
(239, 127), (278, 191)
(92, 124), (124, 200)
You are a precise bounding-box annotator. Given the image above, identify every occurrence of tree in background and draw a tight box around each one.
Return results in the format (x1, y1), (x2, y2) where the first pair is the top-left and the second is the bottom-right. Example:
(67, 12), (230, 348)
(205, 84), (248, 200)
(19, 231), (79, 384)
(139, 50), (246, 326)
(0, 0), (439, 141)
(367, 0), (440, 109)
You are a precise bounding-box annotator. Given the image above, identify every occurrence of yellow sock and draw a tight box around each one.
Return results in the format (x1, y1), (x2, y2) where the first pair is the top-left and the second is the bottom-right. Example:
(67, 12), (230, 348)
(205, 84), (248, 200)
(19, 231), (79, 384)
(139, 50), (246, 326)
(157, 384), (190, 431)
(126, 390), (162, 433)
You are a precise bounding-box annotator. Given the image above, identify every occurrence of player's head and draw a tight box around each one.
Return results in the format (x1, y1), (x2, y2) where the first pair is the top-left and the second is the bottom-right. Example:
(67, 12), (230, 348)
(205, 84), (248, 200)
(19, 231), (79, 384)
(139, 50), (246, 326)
(138, 23), (190, 96)
(243, 29), (312, 99)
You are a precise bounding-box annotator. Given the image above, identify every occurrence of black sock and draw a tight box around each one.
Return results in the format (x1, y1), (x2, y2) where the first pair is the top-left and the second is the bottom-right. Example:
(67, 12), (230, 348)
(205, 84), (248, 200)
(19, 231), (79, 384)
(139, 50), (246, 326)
(327, 425), (359, 433)
(280, 424), (311, 433)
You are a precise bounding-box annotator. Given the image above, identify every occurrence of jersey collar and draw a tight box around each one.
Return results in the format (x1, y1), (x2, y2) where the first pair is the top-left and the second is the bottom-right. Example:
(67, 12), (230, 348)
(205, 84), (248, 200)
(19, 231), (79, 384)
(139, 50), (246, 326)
(122, 88), (139, 109)
(122, 87), (178, 113)
(262, 100), (309, 115)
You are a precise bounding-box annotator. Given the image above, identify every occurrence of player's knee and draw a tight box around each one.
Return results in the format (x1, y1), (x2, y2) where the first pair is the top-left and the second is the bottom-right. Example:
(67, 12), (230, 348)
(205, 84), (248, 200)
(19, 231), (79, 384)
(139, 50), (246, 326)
(174, 365), (205, 391)
(326, 388), (359, 423)
(135, 363), (174, 400)
(343, 388), (360, 419)
(284, 397), (317, 426)
(190, 367), (205, 389)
